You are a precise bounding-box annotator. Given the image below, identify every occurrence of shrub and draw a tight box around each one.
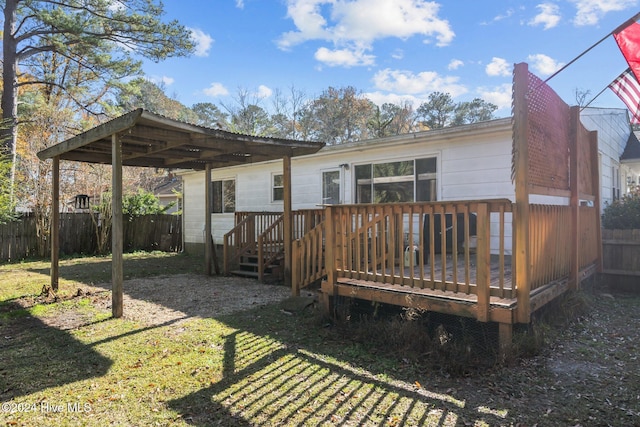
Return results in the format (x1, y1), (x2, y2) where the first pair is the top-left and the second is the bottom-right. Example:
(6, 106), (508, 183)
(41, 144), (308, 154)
(602, 192), (640, 229)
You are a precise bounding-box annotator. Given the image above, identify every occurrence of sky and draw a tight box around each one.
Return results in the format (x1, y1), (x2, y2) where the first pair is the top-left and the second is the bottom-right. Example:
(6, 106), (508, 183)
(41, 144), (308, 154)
(140, 0), (640, 119)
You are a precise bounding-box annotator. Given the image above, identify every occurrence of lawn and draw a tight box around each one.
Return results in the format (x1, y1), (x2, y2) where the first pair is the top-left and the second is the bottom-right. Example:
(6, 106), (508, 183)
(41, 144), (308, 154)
(1, 253), (639, 426)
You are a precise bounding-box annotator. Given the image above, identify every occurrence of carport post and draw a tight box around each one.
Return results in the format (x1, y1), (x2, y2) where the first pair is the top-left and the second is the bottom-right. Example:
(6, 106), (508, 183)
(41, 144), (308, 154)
(112, 133), (123, 318)
(205, 163), (213, 275)
(283, 155), (293, 294)
(50, 156), (60, 291)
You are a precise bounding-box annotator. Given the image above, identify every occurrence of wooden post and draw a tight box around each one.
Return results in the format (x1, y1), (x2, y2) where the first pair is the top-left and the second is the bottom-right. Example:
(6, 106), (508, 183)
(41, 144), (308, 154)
(476, 203), (491, 322)
(283, 156), (294, 294)
(321, 205), (336, 316)
(112, 133), (123, 318)
(569, 106), (580, 290)
(513, 63), (531, 323)
(205, 163), (213, 276)
(498, 322), (513, 359)
(590, 130), (603, 273)
(50, 156), (60, 291)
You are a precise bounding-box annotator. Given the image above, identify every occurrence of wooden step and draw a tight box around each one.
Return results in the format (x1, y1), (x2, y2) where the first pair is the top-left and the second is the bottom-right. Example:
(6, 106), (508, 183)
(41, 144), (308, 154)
(230, 270), (271, 279)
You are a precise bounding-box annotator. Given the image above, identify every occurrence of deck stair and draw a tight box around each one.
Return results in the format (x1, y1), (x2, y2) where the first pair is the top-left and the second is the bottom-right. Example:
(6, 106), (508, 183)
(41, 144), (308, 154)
(230, 247), (284, 281)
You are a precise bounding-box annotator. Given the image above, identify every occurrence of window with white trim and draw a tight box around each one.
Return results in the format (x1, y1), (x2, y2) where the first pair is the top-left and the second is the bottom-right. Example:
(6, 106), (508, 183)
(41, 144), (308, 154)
(211, 179), (235, 213)
(322, 170), (341, 204)
(272, 173), (284, 202)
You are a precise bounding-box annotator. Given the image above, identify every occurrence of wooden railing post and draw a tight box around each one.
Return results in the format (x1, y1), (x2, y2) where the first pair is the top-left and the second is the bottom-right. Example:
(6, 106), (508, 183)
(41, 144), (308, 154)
(476, 203), (491, 322)
(513, 63), (531, 323)
(292, 239), (300, 296)
(321, 206), (336, 316)
(569, 106), (580, 290)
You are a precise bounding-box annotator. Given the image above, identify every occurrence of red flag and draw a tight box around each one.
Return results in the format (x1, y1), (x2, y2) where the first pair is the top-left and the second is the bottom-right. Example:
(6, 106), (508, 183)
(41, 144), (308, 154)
(614, 18), (640, 82)
(609, 68), (640, 124)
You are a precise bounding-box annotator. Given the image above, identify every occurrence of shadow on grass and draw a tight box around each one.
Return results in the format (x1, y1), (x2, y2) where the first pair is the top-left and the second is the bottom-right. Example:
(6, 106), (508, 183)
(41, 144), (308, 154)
(167, 308), (506, 427)
(0, 315), (113, 400)
(27, 252), (203, 286)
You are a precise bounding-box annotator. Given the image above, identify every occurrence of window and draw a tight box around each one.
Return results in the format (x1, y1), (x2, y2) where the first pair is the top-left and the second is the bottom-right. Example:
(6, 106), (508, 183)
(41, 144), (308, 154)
(355, 157), (437, 203)
(322, 170), (341, 204)
(272, 174), (284, 202)
(612, 166), (620, 201)
(211, 179), (235, 213)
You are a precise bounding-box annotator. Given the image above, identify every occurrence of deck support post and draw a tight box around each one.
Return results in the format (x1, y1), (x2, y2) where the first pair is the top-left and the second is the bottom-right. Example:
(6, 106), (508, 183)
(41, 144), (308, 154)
(498, 322), (513, 358)
(112, 133), (123, 318)
(50, 156), (60, 291)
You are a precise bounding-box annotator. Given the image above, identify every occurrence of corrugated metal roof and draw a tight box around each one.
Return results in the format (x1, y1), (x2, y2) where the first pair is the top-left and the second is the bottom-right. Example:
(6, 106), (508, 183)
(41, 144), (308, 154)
(37, 108), (325, 170)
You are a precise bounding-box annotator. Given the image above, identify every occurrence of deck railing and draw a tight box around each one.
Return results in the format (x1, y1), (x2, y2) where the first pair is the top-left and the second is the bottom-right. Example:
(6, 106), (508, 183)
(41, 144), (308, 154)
(292, 221), (326, 290)
(527, 204), (600, 292)
(528, 205), (572, 290)
(224, 210), (325, 276)
(257, 216), (284, 281)
(294, 200), (513, 301)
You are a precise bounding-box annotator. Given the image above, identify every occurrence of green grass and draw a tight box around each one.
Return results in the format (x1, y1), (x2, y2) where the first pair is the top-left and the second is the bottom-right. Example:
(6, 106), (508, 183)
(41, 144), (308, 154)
(1, 253), (638, 426)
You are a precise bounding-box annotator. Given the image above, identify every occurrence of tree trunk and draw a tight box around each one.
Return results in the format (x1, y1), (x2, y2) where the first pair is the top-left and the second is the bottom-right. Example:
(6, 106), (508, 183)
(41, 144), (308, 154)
(2, 0), (19, 193)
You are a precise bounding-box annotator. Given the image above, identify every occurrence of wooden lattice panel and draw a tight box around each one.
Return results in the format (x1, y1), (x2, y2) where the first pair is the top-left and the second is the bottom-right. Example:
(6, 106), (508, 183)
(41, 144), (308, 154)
(526, 71), (571, 192)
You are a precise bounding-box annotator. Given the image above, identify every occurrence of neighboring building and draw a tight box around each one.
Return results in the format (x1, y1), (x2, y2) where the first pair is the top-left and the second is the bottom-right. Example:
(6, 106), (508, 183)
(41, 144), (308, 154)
(580, 107), (640, 209)
(180, 109), (639, 254)
(153, 175), (182, 215)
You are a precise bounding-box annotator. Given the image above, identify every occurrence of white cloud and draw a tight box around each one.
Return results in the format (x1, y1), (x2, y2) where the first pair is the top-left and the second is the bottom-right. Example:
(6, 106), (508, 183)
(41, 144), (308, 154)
(477, 83), (512, 111)
(372, 68), (467, 97)
(203, 82), (229, 97)
(529, 3), (561, 29)
(527, 53), (564, 75)
(391, 49), (404, 60)
(256, 85), (273, 98)
(278, 0), (454, 66)
(569, 0), (637, 26)
(189, 28), (214, 57)
(314, 46), (375, 67)
(236, 0), (245, 8)
(364, 91), (424, 107)
(485, 57), (511, 77)
(448, 59), (464, 70)
(481, 8), (515, 25)
(148, 75), (175, 86)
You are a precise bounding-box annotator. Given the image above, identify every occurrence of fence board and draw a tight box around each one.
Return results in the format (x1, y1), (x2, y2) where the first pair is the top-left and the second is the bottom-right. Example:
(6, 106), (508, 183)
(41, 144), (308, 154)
(0, 213), (182, 263)
(602, 229), (640, 276)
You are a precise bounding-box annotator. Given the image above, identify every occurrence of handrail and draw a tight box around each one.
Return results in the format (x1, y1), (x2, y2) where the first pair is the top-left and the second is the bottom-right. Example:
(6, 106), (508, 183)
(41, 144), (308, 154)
(257, 215), (285, 281)
(223, 213), (257, 274)
(292, 220), (326, 291)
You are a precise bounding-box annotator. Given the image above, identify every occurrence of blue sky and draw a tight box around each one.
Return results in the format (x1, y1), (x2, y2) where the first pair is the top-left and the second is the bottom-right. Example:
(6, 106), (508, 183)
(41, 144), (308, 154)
(141, 0), (640, 118)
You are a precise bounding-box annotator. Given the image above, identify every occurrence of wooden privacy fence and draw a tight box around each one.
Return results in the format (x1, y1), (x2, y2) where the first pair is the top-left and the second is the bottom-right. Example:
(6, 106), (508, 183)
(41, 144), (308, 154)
(602, 229), (640, 277)
(0, 213), (182, 262)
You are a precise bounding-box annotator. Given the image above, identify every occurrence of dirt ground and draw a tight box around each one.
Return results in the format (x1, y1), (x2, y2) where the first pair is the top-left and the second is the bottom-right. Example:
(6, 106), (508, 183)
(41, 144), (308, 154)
(36, 274), (296, 330)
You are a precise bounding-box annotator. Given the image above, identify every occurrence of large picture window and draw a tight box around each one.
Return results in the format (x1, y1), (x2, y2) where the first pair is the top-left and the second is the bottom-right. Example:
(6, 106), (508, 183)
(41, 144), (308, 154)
(355, 157), (437, 203)
(211, 179), (236, 213)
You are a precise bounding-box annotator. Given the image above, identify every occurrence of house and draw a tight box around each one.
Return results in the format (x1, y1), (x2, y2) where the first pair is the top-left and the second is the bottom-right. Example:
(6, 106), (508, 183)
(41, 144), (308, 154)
(180, 107), (636, 256)
(180, 117), (515, 255)
(153, 174), (182, 214)
(175, 64), (619, 353)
